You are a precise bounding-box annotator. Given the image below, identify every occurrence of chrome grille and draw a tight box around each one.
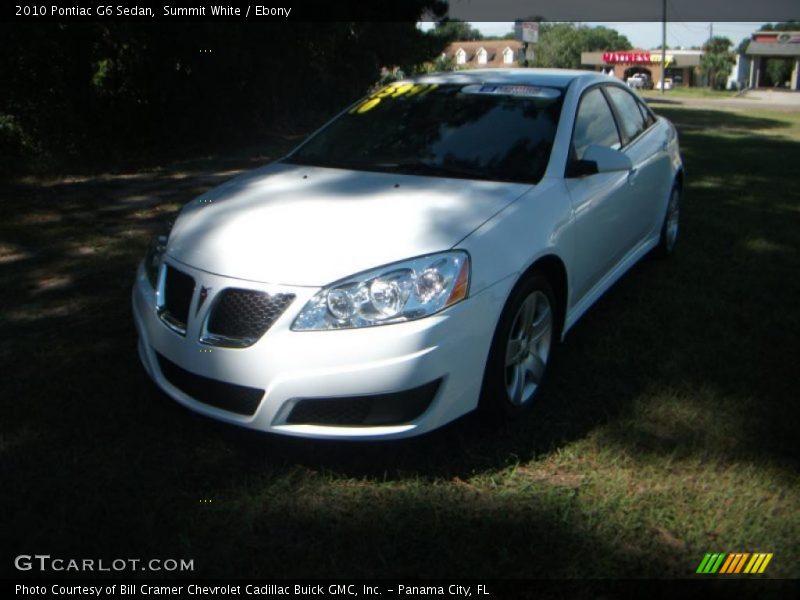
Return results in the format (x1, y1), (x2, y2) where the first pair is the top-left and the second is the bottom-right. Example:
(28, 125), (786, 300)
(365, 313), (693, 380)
(202, 289), (295, 347)
(158, 265), (195, 335)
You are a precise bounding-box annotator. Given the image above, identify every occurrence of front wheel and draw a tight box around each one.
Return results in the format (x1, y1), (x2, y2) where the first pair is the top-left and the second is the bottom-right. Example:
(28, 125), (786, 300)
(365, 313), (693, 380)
(480, 272), (558, 417)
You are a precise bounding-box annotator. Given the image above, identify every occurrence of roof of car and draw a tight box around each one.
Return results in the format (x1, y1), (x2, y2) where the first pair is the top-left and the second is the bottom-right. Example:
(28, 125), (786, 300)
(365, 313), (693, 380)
(409, 68), (607, 89)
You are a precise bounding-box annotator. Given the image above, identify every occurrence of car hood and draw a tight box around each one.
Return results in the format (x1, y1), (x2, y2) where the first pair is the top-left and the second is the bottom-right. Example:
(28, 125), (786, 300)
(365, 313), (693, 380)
(167, 162), (530, 286)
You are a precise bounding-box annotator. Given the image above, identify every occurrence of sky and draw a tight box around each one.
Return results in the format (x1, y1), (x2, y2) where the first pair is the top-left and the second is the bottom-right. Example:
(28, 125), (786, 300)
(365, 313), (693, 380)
(420, 22), (767, 50)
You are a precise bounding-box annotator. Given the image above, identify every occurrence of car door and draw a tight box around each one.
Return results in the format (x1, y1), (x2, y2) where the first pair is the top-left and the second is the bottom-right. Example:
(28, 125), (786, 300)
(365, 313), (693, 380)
(604, 85), (669, 243)
(565, 86), (637, 302)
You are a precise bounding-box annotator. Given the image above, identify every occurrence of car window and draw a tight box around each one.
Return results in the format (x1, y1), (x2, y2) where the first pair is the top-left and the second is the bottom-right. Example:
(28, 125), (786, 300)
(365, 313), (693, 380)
(572, 88), (621, 160)
(606, 86), (647, 143)
(637, 98), (657, 128)
(286, 83), (564, 185)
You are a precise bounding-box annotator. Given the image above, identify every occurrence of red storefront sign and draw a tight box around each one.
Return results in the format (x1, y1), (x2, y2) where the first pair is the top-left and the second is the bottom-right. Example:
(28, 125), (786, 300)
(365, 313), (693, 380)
(603, 51), (653, 64)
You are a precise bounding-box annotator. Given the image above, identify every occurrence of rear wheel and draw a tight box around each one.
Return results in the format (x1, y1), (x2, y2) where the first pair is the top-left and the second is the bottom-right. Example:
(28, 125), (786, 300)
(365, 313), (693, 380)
(653, 183), (681, 258)
(480, 272), (558, 416)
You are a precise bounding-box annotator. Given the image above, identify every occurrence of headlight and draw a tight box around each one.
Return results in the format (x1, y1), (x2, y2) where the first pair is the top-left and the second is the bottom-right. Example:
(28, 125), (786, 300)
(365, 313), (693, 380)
(143, 223), (171, 288)
(292, 251), (470, 331)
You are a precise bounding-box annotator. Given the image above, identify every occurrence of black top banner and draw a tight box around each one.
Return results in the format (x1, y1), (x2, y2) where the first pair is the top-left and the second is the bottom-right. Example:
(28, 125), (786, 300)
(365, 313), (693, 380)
(5, 0), (800, 23)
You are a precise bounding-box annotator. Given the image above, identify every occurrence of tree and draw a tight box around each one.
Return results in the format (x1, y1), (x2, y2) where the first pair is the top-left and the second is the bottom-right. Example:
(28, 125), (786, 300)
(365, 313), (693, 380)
(759, 21), (800, 31)
(765, 58), (792, 87)
(432, 19), (483, 42)
(532, 23), (632, 69)
(0, 6), (452, 175)
(700, 37), (736, 89)
(482, 31), (516, 41)
(413, 53), (456, 75)
(736, 37), (751, 55)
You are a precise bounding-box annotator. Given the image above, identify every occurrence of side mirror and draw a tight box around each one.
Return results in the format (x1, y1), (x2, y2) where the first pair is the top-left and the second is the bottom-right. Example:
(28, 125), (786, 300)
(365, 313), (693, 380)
(582, 145), (633, 173)
(566, 145), (633, 178)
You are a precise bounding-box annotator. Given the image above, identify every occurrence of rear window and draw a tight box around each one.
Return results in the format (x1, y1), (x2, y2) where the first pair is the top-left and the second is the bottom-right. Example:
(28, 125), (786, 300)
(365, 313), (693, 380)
(286, 82), (564, 184)
(636, 97), (657, 128)
(605, 86), (647, 143)
(572, 88), (621, 159)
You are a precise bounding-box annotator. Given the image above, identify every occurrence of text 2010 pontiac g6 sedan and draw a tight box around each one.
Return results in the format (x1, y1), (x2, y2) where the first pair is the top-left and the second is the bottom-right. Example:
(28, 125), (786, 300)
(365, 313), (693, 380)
(132, 69), (683, 439)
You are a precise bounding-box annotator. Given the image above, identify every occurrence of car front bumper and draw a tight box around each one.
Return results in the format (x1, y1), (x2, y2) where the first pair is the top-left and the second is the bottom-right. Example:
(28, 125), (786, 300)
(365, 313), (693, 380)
(131, 259), (506, 440)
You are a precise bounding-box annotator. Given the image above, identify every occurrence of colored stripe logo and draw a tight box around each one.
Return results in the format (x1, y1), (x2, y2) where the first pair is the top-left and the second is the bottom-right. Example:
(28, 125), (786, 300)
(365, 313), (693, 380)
(696, 553), (773, 574)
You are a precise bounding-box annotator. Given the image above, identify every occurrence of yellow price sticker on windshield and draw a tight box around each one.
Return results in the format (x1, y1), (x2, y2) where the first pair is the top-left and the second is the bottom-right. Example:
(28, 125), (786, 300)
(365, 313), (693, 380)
(350, 83), (438, 114)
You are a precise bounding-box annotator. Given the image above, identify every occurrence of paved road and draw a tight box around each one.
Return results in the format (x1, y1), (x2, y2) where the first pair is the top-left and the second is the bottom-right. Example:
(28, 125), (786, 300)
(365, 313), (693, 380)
(741, 89), (800, 106)
(645, 90), (800, 112)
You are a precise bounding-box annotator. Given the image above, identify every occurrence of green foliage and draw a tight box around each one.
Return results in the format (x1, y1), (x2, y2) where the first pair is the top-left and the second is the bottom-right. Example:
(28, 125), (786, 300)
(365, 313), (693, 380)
(432, 19), (483, 42)
(0, 113), (34, 172)
(703, 36), (734, 55)
(700, 37), (735, 90)
(413, 53), (457, 74)
(532, 23), (632, 69)
(758, 21), (800, 31)
(0, 15), (449, 173)
(482, 31), (516, 41)
(736, 37), (751, 55)
(765, 58), (793, 87)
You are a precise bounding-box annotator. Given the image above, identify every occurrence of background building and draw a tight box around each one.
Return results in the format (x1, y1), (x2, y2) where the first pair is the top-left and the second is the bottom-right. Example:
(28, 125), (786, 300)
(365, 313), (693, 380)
(443, 40), (523, 68)
(581, 49), (702, 87)
(744, 31), (800, 90)
(443, 30), (800, 93)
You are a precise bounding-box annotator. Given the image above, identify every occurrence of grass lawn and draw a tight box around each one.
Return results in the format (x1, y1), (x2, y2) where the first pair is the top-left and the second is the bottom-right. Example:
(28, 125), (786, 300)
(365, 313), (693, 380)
(0, 105), (798, 580)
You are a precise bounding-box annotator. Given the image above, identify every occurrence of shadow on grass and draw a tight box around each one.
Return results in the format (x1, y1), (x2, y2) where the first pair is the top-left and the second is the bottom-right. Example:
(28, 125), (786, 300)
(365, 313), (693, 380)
(1, 107), (798, 578)
(653, 107), (790, 133)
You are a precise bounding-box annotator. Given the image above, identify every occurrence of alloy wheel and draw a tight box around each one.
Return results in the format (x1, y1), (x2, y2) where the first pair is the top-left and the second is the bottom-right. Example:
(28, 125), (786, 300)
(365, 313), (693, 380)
(504, 290), (553, 407)
(665, 187), (680, 251)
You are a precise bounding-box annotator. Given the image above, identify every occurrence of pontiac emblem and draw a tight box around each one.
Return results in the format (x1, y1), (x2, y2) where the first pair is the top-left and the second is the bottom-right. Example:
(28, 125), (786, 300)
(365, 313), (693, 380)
(196, 286), (212, 314)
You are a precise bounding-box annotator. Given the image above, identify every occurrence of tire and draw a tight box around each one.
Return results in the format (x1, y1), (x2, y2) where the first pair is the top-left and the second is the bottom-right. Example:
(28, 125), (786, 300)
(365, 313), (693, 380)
(653, 183), (681, 258)
(479, 271), (559, 417)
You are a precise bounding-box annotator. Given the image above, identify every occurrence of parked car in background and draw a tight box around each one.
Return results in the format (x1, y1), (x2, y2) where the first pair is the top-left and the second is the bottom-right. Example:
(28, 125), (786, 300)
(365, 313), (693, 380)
(627, 73), (654, 90)
(133, 69), (684, 440)
(656, 78), (673, 90)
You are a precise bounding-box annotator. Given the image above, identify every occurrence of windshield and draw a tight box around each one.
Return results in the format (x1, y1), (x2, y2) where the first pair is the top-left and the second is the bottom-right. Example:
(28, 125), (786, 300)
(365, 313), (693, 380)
(285, 82), (564, 184)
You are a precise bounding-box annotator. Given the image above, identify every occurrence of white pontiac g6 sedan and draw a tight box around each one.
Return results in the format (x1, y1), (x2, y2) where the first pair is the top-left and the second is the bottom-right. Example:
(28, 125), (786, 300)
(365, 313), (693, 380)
(132, 69), (683, 440)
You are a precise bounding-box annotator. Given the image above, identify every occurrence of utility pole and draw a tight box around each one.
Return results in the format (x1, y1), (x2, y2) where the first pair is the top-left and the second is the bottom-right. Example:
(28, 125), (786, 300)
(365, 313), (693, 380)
(709, 22), (714, 41)
(660, 0), (666, 94)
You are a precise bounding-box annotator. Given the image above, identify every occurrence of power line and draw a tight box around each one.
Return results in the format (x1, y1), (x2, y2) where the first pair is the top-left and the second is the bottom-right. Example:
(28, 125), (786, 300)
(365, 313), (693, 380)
(674, 22), (712, 33)
(668, 28), (687, 48)
(667, 0), (685, 27)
